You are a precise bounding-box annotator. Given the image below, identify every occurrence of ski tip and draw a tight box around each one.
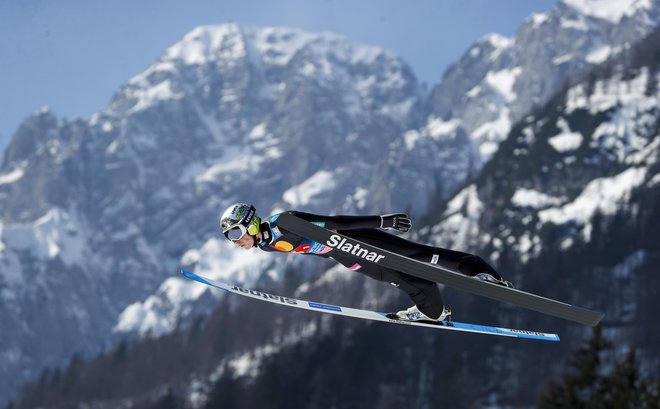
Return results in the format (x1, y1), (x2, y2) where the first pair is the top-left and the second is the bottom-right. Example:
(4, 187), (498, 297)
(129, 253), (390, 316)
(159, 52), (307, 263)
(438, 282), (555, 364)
(180, 269), (208, 284)
(502, 329), (560, 342)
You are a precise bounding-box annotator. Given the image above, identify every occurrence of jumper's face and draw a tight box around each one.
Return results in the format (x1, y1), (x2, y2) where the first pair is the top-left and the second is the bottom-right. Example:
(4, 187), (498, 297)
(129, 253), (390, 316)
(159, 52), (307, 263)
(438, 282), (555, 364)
(232, 233), (255, 250)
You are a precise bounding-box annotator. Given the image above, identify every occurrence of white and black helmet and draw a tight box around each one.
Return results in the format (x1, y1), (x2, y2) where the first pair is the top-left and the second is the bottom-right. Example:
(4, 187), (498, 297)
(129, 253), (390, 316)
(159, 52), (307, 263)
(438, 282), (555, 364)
(220, 203), (261, 241)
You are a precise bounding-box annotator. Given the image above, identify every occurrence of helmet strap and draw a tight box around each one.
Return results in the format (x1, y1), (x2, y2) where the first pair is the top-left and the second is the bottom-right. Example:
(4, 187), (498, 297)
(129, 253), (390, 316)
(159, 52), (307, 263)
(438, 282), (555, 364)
(258, 222), (273, 245)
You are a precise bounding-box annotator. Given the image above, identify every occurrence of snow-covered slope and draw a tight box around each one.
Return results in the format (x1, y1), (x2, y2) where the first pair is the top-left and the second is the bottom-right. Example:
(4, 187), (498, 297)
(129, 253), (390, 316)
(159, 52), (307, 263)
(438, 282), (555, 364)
(432, 62), (659, 248)
(427, 0), (660, 163)
(426, 36), (660, 394)
(563, 0), (654, 23)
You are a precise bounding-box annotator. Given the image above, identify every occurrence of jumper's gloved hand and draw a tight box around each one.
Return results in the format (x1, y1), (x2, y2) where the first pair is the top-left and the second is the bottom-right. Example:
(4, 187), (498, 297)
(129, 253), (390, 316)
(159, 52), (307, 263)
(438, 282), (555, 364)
(380, 213), (412, 232)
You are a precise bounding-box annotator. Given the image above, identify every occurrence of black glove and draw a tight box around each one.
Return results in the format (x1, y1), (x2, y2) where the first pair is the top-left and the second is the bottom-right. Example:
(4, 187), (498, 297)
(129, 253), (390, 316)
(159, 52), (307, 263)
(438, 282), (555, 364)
(380, 213), (412, 232)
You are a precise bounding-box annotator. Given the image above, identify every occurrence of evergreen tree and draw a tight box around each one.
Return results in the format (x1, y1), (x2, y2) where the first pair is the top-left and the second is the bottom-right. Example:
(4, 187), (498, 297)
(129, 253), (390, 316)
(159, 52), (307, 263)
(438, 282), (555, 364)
(540, 327), (660, 408)
(644, 67), (658, 97)
(595, 349), (660, 409)
(147, 387), (183, 409)
(204, 366), (244, 409)
(62, 353), (84, 397)
(539, 326), (611, 408)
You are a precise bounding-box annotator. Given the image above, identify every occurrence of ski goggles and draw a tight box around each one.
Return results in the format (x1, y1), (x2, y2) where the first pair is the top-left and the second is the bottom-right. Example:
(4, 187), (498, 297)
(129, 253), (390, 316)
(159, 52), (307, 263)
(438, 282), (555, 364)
(223, 219), (260, 241)
(224, 224), (249, 241)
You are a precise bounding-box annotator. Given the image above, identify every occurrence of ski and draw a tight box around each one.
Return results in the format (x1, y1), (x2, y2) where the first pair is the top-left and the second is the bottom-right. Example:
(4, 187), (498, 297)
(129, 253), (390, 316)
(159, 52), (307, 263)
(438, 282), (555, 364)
(181, 269), (560, 341)
(277, 213), (604, 327)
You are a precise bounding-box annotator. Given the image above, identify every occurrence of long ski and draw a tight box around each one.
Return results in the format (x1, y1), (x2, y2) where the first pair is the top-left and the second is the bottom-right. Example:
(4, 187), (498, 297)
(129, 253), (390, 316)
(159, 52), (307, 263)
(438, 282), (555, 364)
(181, 269), (559, 341)
(277, 213), (604, 326)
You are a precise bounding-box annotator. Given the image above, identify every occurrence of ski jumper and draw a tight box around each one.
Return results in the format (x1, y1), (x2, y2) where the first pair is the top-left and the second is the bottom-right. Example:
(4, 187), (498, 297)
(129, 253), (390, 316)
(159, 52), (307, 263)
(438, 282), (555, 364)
(258, 211), (501, 319)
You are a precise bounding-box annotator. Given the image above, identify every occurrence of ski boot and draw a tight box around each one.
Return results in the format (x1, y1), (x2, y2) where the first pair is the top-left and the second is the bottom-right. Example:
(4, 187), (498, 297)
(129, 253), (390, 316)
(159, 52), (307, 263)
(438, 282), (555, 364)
(389, 305), (452, 323)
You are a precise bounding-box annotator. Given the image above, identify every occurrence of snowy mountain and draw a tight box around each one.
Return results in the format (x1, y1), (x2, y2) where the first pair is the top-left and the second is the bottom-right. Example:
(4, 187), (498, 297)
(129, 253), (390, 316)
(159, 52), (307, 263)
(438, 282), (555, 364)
(0, 24), (431, 402)
(423, 27), (660, 403)
(2, 0), (660, 405)
(427, 0), (660, 161)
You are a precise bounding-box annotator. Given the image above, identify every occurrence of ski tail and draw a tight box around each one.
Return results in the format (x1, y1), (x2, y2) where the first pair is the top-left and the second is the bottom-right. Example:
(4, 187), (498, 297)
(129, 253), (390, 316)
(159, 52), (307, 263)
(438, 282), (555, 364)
(277, 213), (604, 327)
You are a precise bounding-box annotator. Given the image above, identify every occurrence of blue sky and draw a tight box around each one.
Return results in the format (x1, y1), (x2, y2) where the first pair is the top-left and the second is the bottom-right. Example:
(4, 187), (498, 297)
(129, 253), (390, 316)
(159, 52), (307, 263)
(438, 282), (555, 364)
(0, 0), (559, 146)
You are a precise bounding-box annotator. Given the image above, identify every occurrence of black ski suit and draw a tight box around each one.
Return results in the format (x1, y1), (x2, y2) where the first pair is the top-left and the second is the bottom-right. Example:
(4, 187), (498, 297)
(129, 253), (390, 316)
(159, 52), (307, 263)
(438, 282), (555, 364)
(257, 211), (501, 319)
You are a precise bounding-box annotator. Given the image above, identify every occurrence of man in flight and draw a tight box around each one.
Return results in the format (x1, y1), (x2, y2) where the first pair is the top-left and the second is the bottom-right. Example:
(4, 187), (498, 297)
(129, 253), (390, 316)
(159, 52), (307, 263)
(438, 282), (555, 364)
(220, 203), (513, 323)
